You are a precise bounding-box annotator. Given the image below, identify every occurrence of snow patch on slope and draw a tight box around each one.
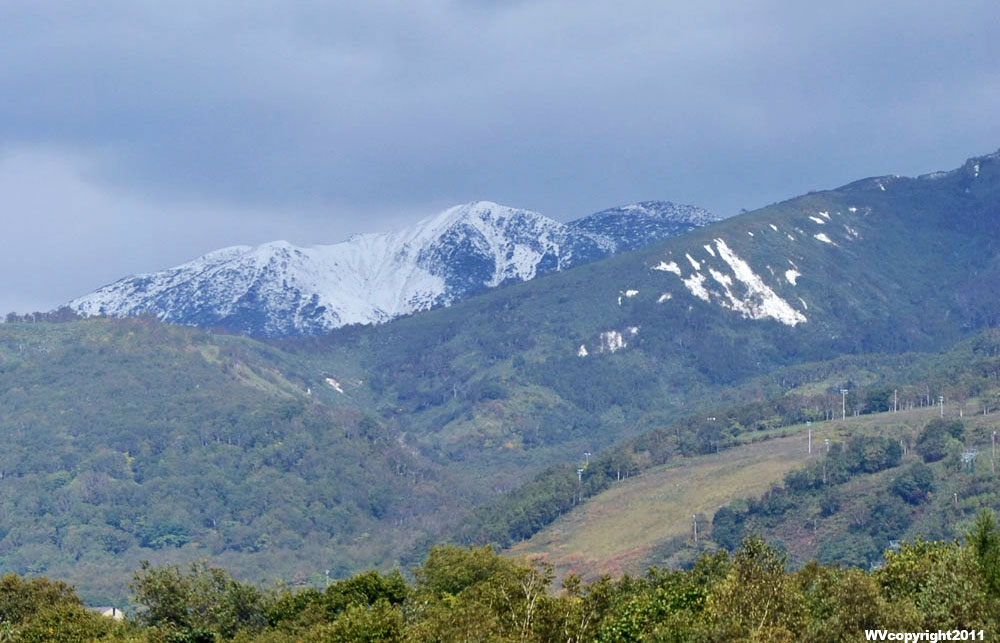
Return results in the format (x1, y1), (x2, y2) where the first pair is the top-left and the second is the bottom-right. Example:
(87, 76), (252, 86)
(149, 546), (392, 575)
(652, 261), (682, 275)
(682, 273), (710, 301)
(599, 330), (626, 353)
(711, 239), (807, 326)
(618, 289), (639, 305)
(653, 238), (807, 327)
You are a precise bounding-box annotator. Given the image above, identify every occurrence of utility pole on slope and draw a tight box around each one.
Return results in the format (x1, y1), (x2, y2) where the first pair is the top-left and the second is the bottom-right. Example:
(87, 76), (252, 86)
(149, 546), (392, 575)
(841, 389), (848, 420)
(693, 514), (698, 546)
(939, 396), (944, 418)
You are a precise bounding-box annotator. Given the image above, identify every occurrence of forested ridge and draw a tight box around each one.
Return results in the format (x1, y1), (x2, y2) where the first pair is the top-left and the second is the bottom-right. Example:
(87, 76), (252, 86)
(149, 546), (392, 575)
(0, 318), (456, 603)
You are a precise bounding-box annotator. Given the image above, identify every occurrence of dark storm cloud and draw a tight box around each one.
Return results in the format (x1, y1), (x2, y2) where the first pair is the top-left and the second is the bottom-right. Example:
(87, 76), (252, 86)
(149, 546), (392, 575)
(1, 0), (999, 312)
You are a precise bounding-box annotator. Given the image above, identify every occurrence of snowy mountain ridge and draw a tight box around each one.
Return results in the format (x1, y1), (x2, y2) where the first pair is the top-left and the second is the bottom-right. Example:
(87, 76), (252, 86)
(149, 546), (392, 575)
(569, 201), (721, 253)
(70, 200), (718, 337)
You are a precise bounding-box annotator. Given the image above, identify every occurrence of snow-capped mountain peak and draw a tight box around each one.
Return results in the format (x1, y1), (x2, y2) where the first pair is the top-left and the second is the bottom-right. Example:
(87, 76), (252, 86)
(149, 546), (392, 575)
(70, 200), (716, 337)
(568, 201), (721, 253)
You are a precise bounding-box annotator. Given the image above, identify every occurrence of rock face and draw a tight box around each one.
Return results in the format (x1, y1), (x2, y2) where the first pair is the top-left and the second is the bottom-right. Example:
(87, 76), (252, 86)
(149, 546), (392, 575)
(70, 200), (718, 337)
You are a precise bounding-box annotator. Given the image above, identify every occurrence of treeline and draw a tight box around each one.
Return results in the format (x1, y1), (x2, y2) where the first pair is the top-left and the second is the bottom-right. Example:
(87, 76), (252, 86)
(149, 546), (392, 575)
(4, 513), (1000, 641)
(3, 306), (81, 324)
(712, 433), (908, 562)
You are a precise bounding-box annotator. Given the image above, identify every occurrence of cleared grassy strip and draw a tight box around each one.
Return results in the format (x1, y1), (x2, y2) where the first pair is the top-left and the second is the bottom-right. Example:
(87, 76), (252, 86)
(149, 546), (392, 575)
(507, 404), (970, 580)
(506, 431), (814, 579)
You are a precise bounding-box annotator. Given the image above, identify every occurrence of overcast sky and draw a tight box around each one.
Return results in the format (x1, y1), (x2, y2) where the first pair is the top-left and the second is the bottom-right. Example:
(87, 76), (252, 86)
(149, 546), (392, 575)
(2, 1), (999, 313)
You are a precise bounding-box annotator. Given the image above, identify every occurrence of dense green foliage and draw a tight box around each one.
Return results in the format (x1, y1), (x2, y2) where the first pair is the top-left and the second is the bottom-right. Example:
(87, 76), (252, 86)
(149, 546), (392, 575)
(0, 574), (128, 642)
(916, 419), (966, 462)
(0, 319), (452, 603)
(697, 411), (1000, 571)
(3, 520), (1000, 641)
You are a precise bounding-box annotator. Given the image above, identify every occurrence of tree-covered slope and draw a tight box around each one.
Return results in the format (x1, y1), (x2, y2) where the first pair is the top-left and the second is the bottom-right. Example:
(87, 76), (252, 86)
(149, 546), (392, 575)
(0, 318), (455, 604)
(497, 329), (1000, 580)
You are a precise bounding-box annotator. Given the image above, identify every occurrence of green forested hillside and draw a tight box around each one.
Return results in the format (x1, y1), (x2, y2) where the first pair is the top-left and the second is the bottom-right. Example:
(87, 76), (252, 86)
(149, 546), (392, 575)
(1, 151), (999, 603)
(705, 413), (1000, 570)
(501, 329), (1000, 581)
(0, 318), (454, 604)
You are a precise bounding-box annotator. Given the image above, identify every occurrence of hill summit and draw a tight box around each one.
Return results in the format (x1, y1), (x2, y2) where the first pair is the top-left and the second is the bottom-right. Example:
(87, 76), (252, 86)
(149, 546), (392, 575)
(69, 200), (717, 337)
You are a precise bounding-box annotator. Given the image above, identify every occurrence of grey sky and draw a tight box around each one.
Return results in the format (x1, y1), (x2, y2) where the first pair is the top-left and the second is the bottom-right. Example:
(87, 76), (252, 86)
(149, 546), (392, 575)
(2, 0), (999, 313)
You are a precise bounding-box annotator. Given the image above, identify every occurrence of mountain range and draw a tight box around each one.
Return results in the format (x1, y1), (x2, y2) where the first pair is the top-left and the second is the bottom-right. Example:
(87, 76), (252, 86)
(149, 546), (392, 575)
(69, 200), (718, 337)
(2, 147), (999, 603)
